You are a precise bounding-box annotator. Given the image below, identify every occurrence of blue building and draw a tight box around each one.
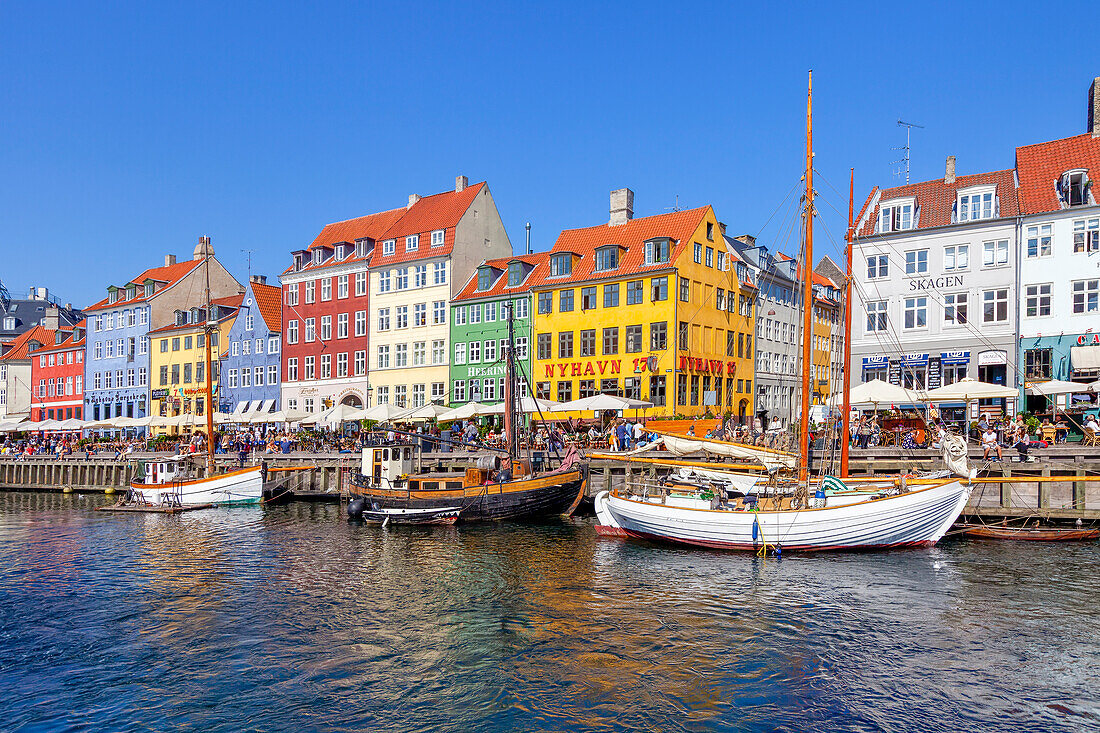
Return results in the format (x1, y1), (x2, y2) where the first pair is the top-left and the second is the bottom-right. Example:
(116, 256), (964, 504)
(219, 275), (283, 416)
(83, 242), (243, 423)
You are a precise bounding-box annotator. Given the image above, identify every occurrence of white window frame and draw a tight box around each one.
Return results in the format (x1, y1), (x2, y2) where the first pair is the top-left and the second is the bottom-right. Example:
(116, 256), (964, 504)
(981, 239), (1009, 268)
(1026, 224), (1053, 258)
(943, 244), (969, 271)
(1024, 283), (1052, 318)
(904, 249), (928, 275)
(903, 296), (928, 330)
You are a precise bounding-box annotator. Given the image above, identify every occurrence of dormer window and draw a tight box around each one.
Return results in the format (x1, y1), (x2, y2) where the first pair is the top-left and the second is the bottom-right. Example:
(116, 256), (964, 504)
(55, 332), (64, 345)
(355, 238), (374, 258)
(549, 253), (573, 277)
(878, 199), (914, 232)
(144, 282), (155, 297)
(1059, 170), (1092, 208)
(190, 307), (202, 324)
(108, 288), (118, 304)
(431, 230), (445, 247)
(406, 235), (419, 252)
(312, 249), (325, 265)
(126, 286), (136, 300)
(175, 310), (186, 326)
(383, 239), (396, 255)
(334, 244), (347, 260)
(957, 188), (996, 222)
(644, 237), (671, 265)
(594, 246), (619, 272)
(2, 317), (15, 330)
(477, 267), (495, 291)
(507, 261), (525, 286)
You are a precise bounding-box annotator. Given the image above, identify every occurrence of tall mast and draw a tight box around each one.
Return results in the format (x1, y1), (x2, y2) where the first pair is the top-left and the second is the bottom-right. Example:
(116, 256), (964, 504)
(799, 71), (814, 484)
(202, 237), (215, 475)
(503, 302), (518, 460)
(841, 168), (855, 478)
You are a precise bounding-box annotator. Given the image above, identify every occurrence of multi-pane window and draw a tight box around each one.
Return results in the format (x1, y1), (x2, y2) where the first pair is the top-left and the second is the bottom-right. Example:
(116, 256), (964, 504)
(581, 287), (597, 310)
(982, 239), (1009, 267)
(716, 288), (725, 311)
(413, 342), (426, 366)
(414, 303), (427, 327)
(382, 239), (395, 255)
(595, 246), (618, 271)
(650, 321), (667, 350)
(559, 289), (574, 312)
(286, 284), (299, 306)
(556, 381), (572, 402)
(453, 305), (466, 325)
(395, 268), (408, 290)
(866, 300), (888, 332)
(958, 190), (994, 222)
(432, 340), (445, 364)
(453, 380), (466, 402)
(478, 268), (493, 291)
(355, 272), (367, 296)
(433, 261), (447, 284)
(287, 320), (298, 344)
(649, 375), (666, 406)
(537, 333), (551, 360)
(1024, 348), (1053, 381)
(626, 280), (643, 305)
(944, 292), (968, 325)
(379, 271), (391, 293)
(1072, 279), (1100, 313)
(320, 315), (332, 340)
(878, 202), (913, 232)
(431, 229), (445, 247)
(679, 278), (690, 302)
(287, 358), (298, 381)
(693, 242), (702, 263)
(337, 275), (349, 299)
(514, 299), (529, 319)
(469, 341), (481, 363)
(705, 247), (714, 268)
(538, 291), (553, 314)
(624, 325), (642, 353)
(484, 339), (497, 362)
(645, 238), (670, 264)
(550, 253), (572, 277)
(1073, 218), (1100, 253)
(377, 345), (390, 369)
(982, 288), (1009, 323)
(514, 337), (528, 360)
(468, 304), (480, 324)
(1025, 284), (1052, 317)
(406, 235), (419, 252)
(603, 327), (618, 355)
(903, 296), (927, 329)
(485, 302), (497, 322)
(904, 249), (928, 275)
(415, 265), (427, 288)
(558, 332), (574, 358)
(337, 313), (348, 339)
(377, 308), (390, 331)
(394, 344), (408, 368)
(453, 342), (467, 365)
(651, 277), (668, 301)
(943, 244), (968, 270)
(354, 310), (366, 337)
(304, 318), (315, 342)
(603, 283), (619, 308)
(1026, 224), (1052, 258)
(320, 354), (331, 378)
(432, 301), (446, 325)
(320, 278), (331, 301)
(396, 306), (408, 329)
(304, 356), (315, 379)
(579, 329), (596, 356)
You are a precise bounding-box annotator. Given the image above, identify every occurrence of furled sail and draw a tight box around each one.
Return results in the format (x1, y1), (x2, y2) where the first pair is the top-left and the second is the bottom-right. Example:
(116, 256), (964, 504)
(659, 433), (798, 472)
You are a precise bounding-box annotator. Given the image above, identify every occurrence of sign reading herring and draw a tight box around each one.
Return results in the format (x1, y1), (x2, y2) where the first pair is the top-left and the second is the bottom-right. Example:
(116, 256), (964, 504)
(908, 274), (963, 291)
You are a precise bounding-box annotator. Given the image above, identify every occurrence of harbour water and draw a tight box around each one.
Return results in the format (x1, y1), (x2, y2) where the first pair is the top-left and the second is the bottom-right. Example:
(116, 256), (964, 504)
(1, 492), (1097, 732)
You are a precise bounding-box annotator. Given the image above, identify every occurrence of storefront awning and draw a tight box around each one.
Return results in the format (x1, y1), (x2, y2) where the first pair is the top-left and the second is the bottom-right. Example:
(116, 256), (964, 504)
(1071, 346), (1100, 372)
(899, 353), (928, 366)
(862, 355), (889, 366)
(940, 350), (970, 365)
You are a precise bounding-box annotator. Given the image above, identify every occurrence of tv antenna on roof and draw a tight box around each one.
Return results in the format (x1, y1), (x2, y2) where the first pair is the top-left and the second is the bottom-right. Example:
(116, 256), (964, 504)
(892, 119), (924, 184)
(241, 248), (255, 277)
(665, 194), (682, 213)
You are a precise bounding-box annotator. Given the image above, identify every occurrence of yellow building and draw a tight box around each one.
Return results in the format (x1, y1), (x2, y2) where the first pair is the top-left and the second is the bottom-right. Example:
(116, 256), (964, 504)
(148, 297), (240, 434)
(531, 189), (756, 420)
(808, 270), (843, 405)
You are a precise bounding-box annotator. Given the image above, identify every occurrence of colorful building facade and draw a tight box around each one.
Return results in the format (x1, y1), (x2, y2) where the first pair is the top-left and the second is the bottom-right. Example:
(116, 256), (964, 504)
(0, 311), (77, 421)
(531, 189), (755, 419)
(29, 320), (86, 421)
(219, 276), (283, 415)
(448, 253), (547, 405)
(149, 296), (240, 434)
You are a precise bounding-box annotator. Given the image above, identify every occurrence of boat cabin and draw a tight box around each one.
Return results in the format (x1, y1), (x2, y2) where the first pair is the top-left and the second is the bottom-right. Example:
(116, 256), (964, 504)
(361, 446), (415, 488)
(141, 457), (193, 485)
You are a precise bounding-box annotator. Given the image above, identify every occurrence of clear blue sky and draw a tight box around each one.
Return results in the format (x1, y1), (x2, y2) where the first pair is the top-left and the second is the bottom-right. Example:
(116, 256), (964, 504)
(0, 1), (1090, 309)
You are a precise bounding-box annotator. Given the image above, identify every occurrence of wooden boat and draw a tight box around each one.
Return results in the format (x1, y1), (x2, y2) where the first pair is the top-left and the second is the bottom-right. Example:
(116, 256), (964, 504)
(348, 305), (587, 521)
(958, 523), (1100, 541)
(594, 74), (975, 553)
(352, 504), (461, 525)
(130, 458), (264, 507)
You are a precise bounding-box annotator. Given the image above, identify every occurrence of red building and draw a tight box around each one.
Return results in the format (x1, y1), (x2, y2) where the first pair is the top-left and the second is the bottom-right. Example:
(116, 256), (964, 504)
(29, 319), (86, 421)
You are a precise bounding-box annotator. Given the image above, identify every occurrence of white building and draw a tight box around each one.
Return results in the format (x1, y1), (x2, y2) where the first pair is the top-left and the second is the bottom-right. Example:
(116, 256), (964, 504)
(852, 159), (1020, 417)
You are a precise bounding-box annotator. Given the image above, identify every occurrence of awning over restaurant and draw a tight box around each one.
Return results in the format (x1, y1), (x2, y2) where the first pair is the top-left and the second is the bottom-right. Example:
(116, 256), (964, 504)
(1071, 346), (1100, 372)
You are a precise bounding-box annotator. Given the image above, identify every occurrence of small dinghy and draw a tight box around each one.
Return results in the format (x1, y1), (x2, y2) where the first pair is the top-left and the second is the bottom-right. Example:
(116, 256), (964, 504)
(958, 523), (1100, 542)
(348, 499), (460, 525)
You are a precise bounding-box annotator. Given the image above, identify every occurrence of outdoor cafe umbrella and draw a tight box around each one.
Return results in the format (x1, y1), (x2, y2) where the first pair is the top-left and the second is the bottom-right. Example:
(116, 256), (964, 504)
(397, 403), (451, 422)
(31, 419), (64, 431)
(436, 402), (494, 421)
(553, 394), (654, 412)
(826, 378), (925, 408)
(518, 396), (561, 414)
(353, 403), (406, 422)
(0, 420), (27, 432)
(57, 418), (87, 430)
(925, 377), (1018, 402)
(256, 408), (310, 424)
(1025, 379), (1086, 397)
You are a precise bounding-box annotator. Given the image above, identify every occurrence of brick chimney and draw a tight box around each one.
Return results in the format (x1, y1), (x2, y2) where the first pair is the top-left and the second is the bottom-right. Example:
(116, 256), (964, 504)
(250, 274), (267, 285)
(1090, 77), (1100, 138)
(42, 305), (60, 331)
(610, 188), (634, 226)
(455, 175), (468, 192)
(945, 155), (956, 184)
(165, 254), (176, 267)
(408, 193), (421, 209)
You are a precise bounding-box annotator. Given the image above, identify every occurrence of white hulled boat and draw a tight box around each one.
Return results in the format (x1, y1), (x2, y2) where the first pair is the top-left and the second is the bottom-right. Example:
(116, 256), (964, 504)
(130, 456), (263, 507)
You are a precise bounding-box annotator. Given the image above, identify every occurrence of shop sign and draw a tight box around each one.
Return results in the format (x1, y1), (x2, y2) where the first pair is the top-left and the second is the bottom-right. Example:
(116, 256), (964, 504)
(543, 359), (622, 378)
(899, 353), (928, 366)
(939, 350), (970, 365)
(863, 355), (889, 366)
(469, 364), (505, 378)
(677, 355), (737, 375)
(1077, 334), (1100, 346)
(150, 388), (169, 399)
(978, 350), (1007, 366)
(908, 275), (964, 291)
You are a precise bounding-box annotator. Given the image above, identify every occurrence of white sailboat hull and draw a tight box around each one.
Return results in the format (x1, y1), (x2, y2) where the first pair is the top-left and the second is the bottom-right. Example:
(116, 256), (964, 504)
(595, 479), (971, 552)
(131, 466), (264, 507)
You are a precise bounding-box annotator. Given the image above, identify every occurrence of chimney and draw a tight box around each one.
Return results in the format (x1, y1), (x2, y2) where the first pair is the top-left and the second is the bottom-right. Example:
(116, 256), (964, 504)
(734, 234), (757, 246)
(250, 274), (267, 285)
(609, 188), (634, 226)
(945, 155), (956, 184)
(42, 305), (59, 331)
(408, 193), (421, 209)
(165, 254), (177, 267)
(1090, 77), (1100, 138)
(455, 175), (468, 192)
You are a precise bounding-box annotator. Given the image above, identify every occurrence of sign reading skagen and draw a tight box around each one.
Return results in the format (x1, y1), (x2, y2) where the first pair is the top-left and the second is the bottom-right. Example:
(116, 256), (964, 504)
(908, 274), (964, 291)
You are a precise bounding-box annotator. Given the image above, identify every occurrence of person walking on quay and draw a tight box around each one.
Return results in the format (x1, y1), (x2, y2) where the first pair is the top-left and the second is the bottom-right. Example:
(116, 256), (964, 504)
(236, 435), (249, 468)
(981, 425), (1003, 462)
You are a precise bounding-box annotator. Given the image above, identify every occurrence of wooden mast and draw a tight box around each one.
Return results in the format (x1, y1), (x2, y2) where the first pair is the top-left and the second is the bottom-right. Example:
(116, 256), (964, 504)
(503, 301), (518, 461)
(799, 71), (814, 484)
(841, 168), (855, 477)
(202, 238), (216, 476)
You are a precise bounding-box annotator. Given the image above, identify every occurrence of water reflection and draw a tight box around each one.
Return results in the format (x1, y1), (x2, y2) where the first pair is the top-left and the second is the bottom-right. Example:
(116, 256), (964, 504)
(0, 492), (1097, 732)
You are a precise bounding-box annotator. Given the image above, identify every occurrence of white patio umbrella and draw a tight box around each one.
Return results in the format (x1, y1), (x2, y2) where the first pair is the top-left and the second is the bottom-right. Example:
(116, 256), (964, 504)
(436, 402), (490, 421)
(396, 403), (451, 422)
(554, 394), (654, 412)
(258, 408), (310, 424)
(518, 396), (561, 414)
(353, 403), (406, 422)
(58, 418), (87, 430)
(1026, 379), (1088, 396)
(31, 419), (64, 430)
(82, 418), (115, 429)
(826, 379), (925, 408)
(0, 420), (28, 432)
(925, 377), (1017, 402)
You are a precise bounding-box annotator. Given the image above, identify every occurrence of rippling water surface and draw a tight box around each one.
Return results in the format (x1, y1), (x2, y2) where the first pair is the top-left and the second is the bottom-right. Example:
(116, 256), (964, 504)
(1, 492), (1098, 732)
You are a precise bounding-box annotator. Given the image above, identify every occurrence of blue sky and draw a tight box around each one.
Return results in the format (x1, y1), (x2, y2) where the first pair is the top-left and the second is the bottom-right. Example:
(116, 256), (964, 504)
(0, 1), (1089, 308)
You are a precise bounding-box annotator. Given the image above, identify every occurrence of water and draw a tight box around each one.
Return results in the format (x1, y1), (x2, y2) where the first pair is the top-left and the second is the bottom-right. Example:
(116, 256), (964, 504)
(0, 492), (1097, 733)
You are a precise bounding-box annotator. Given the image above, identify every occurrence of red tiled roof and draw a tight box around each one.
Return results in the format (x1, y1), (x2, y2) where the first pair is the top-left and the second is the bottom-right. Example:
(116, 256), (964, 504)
(84, 259), (204, 312)
(250, 281), (282, 331)
(1015, 133), (1100, 214)
(147, 295), (242, 335)
(0, 325), (68, 361)
(283, 208), (407, 276)
(856, 170), (1020, 236)
(538, 207), (710, 288)
(453, 252), (551, 302)
(369, 182), (486, 269)
(33, 319), (87, 354)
